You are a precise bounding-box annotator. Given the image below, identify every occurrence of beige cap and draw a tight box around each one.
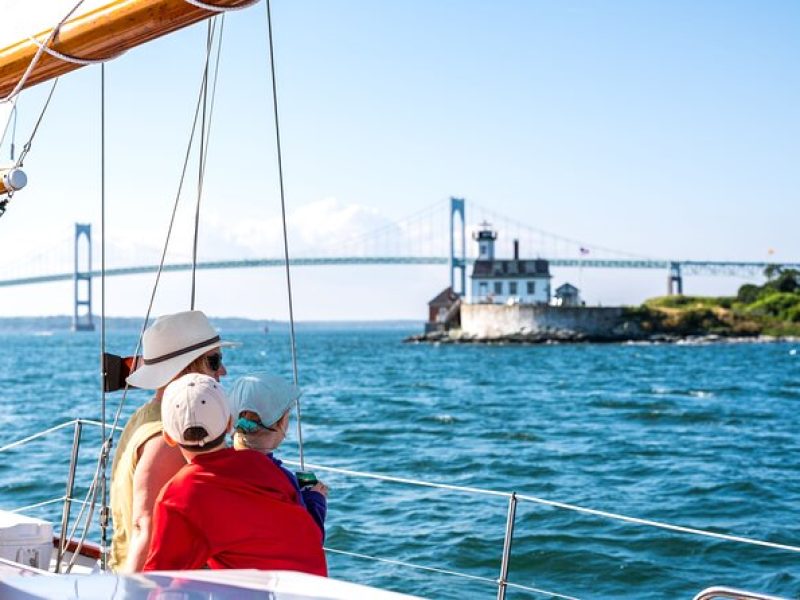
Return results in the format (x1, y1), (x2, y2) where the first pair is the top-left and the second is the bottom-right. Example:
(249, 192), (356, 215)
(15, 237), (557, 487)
(162, 373), (230, 447)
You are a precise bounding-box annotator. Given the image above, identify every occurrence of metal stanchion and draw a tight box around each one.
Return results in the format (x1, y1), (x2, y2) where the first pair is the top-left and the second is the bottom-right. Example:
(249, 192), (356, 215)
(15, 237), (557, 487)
(55, 420), (82, 573)
(497, 491), (518, 600)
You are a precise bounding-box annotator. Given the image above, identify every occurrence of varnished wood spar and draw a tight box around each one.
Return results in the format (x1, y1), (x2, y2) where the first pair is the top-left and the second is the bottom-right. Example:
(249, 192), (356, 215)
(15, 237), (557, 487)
(0, 0), (257, 98)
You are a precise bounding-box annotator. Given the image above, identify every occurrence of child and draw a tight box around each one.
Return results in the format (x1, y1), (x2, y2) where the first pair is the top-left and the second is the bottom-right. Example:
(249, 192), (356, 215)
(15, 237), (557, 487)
(230, 373), (328, 538)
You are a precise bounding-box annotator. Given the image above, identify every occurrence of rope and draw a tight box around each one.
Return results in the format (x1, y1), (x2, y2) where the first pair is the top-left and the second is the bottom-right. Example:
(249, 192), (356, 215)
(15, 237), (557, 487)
(5, 415), (800, 592)
(513, 492), (800, 555)
(325, 548), (581, 600)
(289, 460), (800, 554)
(0, 420), (77, 453)
(283, 460), (511, 498)
(325, 548), (498, 585)
(183, 0), (260, 12)
(264, 0), (305, 472)
(28, 35), (124, 66)
(4, 421), (800, 557)
(1, 0), (249, 105)
(9, 496), (67, 513)
(78, 419), (124, 432)
(0, 0), (87, 103)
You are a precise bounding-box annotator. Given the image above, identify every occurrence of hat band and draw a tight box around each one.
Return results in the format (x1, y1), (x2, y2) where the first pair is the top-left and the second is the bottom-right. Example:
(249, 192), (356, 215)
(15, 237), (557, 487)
(178, 429), (228, 450)
(143, 335), (220, 365)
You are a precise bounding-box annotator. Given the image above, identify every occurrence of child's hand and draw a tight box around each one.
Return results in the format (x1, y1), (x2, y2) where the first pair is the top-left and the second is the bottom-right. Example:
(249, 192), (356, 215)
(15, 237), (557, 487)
(310, 481), (329, 497)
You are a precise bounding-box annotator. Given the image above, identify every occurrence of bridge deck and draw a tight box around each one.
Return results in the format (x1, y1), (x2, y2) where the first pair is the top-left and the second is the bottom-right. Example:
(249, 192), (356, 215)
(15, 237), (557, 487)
(1, 257), (798, 288)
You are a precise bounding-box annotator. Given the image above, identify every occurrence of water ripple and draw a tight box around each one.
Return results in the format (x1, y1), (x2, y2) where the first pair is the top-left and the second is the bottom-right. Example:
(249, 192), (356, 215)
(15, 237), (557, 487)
(0, 330), (798, 599)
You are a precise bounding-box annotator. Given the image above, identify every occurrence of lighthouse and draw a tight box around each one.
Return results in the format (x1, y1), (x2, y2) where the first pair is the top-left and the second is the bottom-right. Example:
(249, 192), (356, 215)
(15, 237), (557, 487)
(473, 222), (497, 260)
(468, 222), (551, 305)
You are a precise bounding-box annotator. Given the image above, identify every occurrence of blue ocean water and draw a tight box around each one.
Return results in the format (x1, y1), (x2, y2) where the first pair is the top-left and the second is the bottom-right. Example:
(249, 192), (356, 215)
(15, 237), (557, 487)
(0, 327), (798, 599)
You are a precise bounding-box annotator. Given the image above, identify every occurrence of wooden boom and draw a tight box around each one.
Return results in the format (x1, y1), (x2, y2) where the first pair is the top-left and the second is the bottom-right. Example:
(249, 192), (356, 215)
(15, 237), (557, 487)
(0, 0), (257, 98)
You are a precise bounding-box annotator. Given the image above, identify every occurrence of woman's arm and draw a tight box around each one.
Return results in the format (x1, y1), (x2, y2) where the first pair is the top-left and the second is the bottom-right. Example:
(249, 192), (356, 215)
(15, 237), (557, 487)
(122, 435), (186, 572)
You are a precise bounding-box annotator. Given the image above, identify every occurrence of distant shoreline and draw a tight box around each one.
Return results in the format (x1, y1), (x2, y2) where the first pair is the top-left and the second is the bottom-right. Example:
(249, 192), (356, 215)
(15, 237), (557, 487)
(0, 316), (423, 332)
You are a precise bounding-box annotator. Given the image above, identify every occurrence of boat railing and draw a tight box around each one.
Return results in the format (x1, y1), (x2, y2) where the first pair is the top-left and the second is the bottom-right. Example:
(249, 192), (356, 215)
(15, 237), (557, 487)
(1, 419), (798, 600)
(692, 587), (791, 600)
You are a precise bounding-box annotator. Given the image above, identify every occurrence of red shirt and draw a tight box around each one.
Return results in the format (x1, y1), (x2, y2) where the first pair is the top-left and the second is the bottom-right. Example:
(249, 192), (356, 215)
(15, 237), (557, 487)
(143, 448), (327, 576)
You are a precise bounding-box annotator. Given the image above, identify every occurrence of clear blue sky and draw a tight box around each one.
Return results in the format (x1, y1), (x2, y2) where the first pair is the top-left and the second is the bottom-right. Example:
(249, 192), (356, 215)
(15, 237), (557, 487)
(0, 0), (797, 320)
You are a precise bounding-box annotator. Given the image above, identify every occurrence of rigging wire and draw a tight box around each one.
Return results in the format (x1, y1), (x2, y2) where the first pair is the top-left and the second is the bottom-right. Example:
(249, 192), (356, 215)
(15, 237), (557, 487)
(56, 60), (112, 575)
(0, 80), (58, 219)
(0, 100), (17, 159)
(14, 79), (58, 171)
(68, 22), (226, 568)
(199, 17), (226, 185)
(103, 21), (224, 447)
(264, 0), (306, 471)
(191, 19), (215, 309)
(98, 62), (109, 571)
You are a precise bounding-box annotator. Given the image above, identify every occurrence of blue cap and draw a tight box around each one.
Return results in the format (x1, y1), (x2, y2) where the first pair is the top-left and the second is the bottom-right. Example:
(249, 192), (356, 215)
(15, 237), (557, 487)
(229, 373), (299, 427)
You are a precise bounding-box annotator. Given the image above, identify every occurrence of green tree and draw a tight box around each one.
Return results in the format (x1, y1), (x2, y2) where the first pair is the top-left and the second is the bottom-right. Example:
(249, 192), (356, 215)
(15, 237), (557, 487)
(737, 284), (760, 304)
(763, 264), (782, 281)
(774, 269), (799, 293)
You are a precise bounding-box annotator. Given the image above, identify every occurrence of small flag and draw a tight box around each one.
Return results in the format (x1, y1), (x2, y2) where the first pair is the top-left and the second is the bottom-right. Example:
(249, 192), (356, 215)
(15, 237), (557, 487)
(579, 247), (590, 256)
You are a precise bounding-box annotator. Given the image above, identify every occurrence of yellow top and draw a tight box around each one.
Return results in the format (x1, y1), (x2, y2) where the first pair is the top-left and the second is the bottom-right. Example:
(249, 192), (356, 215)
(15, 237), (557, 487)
(108, 400), (162, 572)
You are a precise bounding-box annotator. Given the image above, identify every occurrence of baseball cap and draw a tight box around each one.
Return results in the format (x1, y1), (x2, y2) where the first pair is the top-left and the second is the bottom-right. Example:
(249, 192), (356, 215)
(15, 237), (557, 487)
(162, 373), (231, 447)
(230, 373), (299, 428)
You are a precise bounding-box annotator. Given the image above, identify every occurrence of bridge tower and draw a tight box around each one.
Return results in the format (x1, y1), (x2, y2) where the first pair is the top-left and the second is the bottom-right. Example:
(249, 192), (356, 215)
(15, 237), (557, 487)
(450, 197), (466, 296)
(668, 261), (683, 296)
(73, 223), (94, 331)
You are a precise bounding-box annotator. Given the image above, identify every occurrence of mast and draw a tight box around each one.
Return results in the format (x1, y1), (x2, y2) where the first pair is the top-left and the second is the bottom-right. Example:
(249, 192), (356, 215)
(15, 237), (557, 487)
(0, 0), (257, 99)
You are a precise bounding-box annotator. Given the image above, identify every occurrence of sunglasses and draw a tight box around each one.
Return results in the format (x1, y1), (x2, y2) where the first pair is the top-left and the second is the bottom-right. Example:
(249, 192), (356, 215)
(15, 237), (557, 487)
(205, 352), (223, 372)
(235, 416), (276, 434)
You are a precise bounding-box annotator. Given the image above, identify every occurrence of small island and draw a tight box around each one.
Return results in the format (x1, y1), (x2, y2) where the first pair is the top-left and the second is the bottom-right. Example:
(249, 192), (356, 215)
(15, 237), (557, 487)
(406, 267), (800, 345)
(629, 266), (800, 340)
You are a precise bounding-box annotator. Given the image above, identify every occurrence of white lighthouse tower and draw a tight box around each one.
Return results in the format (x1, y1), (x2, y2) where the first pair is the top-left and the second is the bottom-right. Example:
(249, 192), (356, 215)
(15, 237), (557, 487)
(473, 222), (497, 260)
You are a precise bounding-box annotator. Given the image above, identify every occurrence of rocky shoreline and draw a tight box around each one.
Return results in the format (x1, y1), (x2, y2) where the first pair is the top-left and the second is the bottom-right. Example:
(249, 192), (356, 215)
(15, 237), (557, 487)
(404, 329), (800, 345)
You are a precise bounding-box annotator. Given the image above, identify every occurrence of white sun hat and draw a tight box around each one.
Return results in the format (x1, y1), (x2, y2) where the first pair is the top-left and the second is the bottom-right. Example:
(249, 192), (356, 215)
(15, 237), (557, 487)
(162, 373), (231, 447)
(230, 373), (300, 428)
(126, 310), (238, 390)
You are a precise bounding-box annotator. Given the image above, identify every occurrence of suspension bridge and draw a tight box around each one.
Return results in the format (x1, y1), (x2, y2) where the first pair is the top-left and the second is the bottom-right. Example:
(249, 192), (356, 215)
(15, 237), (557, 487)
(1, 198), (796, 330)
